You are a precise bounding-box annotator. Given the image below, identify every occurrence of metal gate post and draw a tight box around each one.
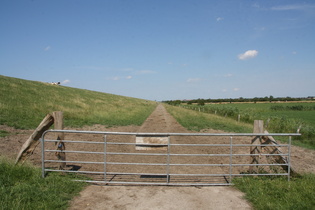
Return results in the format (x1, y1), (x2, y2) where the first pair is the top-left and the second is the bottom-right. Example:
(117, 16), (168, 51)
(229, 136), (233, 183)
(41, 137), (45, 178)
(104, 135), (107, 183)
(166, 136), (171, 184)
(288, 136), (292, 182)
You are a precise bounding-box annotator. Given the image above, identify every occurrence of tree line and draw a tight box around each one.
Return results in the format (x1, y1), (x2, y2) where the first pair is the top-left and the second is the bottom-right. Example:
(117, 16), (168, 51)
(163, 96), (315, 106)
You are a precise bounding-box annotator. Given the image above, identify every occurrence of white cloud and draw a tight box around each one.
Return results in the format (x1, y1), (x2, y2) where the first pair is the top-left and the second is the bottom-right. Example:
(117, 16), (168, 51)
(216, 17), (224, 22)
(136, 70), (156, 75)
(238, 50), (258, 60)
(271, 4), (315, 11)
(107, 75), (133, 81)
(61, 79), (70, 84)
(252, 3), (260, 8)
(44, 46), (51, 51)
(224, 73), (233, 77)
(222, 89), (227, 92)
(292, 51), (297, 55)
(187, 78), (201, 83)
(233, 88), (240, 91)
(122, 68), (134, 72)
(107, 76), (120, 81)
(254, 26), (266, 31)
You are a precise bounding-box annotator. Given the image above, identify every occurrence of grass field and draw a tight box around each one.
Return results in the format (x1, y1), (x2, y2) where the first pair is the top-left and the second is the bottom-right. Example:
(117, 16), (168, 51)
(216, 102), (315, 127)
(165, 104), (253, 133)
(178, 102), (315, 149)
(0, 75), (157, 129)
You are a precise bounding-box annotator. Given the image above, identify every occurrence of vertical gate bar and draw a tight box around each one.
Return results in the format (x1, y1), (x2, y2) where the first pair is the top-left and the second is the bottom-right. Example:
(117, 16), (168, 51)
(166, 136), (171, 184)
(288, 136), (292, 182)
(104, 135), (107, 183)
(229, 136), (233, 184)
(41, 137), (45, 178)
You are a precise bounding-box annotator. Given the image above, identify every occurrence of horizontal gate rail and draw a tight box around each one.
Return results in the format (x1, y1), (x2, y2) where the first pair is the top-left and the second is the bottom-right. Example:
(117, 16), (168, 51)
(42, 130), (300, 136)
(41, 129), (300, 186)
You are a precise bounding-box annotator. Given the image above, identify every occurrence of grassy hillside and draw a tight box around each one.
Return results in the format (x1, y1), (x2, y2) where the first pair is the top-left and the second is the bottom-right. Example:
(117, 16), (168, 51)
(0, 75), (157, 129)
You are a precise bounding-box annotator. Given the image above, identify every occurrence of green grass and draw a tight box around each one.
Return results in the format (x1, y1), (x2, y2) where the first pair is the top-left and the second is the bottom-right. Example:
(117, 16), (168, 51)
(0, 158), (87, 210)
(165, 104), (252, 133)
(205, 102), (315, 127)
(178, 102), (315, 149)
(264, 110), (315, 127)
(0, 75), (157, 129)
(233, 174), (315, 210)
(0, 130), (9, 137)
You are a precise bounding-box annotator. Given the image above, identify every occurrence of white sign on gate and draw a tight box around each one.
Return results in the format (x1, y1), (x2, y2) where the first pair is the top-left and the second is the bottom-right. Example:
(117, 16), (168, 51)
(135, 135), (168, 151)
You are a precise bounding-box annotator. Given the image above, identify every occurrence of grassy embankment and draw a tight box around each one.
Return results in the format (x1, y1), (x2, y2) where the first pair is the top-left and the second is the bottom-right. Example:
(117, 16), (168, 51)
(0, 75), (157, 130)
(0, 75), (157, 208)
(165, 104), (315, 210)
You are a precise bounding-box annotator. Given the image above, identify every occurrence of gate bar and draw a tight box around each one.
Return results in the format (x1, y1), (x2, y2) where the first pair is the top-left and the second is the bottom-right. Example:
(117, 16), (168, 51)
(42, 130), (301, 136)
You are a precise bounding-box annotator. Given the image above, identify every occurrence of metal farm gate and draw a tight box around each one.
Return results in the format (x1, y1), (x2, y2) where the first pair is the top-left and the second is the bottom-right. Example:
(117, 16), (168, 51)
(41, 130), (300, 186)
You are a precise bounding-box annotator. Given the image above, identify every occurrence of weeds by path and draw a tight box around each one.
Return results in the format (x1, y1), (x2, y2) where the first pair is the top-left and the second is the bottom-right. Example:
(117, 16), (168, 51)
(233, 174), (315, 210)
(0, 158), (87, 210)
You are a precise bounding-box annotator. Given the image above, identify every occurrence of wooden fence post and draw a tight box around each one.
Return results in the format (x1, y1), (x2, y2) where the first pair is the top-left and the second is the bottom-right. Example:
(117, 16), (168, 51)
(53, 111), (66, 170)
(249, 120), (264, 173)
(15, 114), (54, 164)
(262, 131), (297, 176)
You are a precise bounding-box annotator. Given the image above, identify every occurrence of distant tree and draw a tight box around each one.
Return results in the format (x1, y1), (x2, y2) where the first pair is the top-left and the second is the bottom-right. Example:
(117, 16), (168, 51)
(173, 100), (182, 105)
(269, 95), (274, 102)
(198, 99), (205, 106)
(238, 97), (245, 102)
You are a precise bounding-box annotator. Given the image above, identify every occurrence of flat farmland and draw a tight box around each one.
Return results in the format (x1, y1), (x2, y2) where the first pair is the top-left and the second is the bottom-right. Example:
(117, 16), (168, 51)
(216, 102), (315, 126)
(179, 102), (315, 149)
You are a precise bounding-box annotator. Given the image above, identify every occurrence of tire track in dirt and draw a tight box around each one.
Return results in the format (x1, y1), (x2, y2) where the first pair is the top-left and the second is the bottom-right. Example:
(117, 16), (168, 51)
(137, 104), (187, 133)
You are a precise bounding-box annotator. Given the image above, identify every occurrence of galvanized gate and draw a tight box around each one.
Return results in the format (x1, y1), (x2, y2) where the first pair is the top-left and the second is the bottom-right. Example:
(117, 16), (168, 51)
(41, 130), (300, 186)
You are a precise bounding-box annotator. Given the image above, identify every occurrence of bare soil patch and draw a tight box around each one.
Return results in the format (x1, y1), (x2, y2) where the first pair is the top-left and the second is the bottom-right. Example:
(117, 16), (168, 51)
(1, 104), (315, 209)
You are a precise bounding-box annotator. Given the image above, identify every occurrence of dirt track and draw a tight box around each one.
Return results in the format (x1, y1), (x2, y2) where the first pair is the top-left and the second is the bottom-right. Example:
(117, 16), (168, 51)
(69, 104), (253, 210)
(1, 104), (315, 209)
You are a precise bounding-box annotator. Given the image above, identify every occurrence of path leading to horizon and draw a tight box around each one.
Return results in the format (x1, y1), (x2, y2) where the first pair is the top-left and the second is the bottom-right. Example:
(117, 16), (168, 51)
(69, 104), (252, 210)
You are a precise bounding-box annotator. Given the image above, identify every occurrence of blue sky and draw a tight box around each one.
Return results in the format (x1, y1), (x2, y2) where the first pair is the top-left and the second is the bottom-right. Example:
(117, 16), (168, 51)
(1, 0), (315, 101)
